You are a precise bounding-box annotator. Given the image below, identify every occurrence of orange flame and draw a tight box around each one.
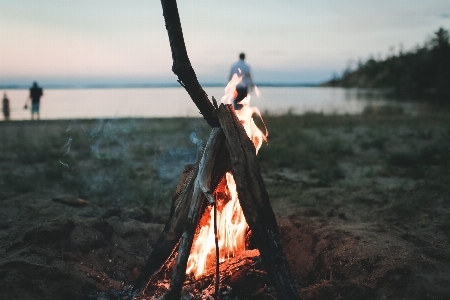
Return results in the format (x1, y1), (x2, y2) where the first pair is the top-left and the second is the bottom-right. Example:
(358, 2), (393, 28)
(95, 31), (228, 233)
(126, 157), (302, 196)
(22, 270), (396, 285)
(186, 78), (267, 277)
(220, 74), (267, 153)
(186, 172), (247, 277)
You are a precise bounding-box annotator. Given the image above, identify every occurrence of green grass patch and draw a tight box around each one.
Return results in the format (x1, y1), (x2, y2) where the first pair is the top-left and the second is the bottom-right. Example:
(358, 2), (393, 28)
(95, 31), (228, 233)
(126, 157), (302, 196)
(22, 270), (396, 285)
(359, 131), (388, 150)
(363, 105), (404, 116)
(387, 143), (449, 168)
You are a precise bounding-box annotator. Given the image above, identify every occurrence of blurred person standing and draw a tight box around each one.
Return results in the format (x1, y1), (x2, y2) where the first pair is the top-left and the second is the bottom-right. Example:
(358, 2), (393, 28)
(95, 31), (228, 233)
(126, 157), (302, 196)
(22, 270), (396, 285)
(26, 82), (44, 120)
(2, 93), (10, 120)
(229, 53), (254, 110)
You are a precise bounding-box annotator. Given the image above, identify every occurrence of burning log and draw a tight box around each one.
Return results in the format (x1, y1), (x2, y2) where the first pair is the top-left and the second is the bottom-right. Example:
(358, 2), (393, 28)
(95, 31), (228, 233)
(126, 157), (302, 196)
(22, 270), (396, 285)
(182, 249), (267, 299)
(140, 250), (270, 300)
(134, 161), (198, 290)
(163, 128), (223, 299)
(134, 130), (229, 291)
(217, 105), (300, 299)
(134, 0), (301, 299)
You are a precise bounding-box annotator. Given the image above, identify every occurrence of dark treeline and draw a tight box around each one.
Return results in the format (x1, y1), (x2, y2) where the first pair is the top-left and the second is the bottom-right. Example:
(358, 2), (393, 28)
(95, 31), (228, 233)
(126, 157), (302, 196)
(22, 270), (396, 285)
(324, 27), (450, 101)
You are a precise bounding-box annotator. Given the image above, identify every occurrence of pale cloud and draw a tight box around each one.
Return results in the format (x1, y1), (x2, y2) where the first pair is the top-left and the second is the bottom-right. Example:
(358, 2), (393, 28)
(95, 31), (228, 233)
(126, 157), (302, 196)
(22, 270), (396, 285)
(0, 0), (449, 84)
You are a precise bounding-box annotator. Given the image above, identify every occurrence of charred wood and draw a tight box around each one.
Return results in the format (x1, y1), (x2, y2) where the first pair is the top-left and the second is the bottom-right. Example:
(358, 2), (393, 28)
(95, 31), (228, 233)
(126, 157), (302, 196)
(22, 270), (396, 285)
(134, 162), (199, 291)
(217, 104), (301, 300)
(139, 1), (300, 299)
(198, 129), (223, 205)
(139, 2), (225, 289)
(134, 129), (229, 293)
(213, 201), (219, 300)
(162, 178), (204, 300)
(162, 128), (223, 299)
(139, 250), (270, 300)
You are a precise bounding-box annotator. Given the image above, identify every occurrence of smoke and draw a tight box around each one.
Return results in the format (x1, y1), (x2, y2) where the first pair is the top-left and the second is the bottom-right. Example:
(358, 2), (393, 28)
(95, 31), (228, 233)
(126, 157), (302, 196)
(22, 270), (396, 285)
(54, 118), (140, 203)
(49, 117), (206, 208)
(154, 130), (203, 183)
(63, 137), (72, 156)
(190, 131), (203, 151)
(59, 160), (69, 168)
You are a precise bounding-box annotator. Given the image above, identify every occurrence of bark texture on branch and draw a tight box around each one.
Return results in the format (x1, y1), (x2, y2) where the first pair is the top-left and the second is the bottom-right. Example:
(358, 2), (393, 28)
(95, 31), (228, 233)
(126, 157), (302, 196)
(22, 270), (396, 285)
(217, 104), (301, 300)
(160, 0), (219, 128)
(163, 128), (223, 300)
(134, 129), (229, 292)
(163, 183), (203, 300)
(134, 161), (198, 291)
(138, 1), (300, 299)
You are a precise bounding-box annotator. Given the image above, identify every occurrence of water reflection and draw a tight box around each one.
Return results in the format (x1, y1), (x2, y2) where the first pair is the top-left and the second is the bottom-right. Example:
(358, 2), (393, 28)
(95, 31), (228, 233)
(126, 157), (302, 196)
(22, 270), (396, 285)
(2, 87), (420, 120)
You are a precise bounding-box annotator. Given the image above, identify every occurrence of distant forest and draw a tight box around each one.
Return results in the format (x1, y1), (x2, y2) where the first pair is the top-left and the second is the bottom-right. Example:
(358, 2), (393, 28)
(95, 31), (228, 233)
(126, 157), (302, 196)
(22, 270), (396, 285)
(324, 28), (450, 100)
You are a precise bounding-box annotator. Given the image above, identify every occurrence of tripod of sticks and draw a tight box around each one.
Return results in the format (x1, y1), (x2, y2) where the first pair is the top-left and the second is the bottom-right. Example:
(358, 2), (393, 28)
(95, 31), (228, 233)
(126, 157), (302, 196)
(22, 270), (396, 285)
(133, 1), (301, 299)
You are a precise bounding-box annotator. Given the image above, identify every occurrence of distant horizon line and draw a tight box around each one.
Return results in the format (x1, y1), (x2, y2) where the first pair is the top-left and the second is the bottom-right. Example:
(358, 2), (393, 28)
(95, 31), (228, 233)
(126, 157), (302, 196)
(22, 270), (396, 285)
(0, 82), (321, 90)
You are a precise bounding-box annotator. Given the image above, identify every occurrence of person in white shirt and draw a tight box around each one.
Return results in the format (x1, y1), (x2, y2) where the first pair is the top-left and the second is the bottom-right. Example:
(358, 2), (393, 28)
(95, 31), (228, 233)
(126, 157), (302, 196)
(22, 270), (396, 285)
(229, 53), (254, 110)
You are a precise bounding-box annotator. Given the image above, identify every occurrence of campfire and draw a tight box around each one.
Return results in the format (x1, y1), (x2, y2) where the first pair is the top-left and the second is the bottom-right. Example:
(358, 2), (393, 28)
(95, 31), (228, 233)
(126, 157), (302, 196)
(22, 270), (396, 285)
(132, 1), (300, 299)
(135, 81), (270, 299)
(185, 76), (267, 280)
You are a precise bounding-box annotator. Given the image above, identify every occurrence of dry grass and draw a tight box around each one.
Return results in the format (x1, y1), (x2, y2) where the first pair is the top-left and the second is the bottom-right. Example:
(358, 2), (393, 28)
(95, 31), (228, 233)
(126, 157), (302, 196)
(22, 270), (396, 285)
(0, 106), (449, 222)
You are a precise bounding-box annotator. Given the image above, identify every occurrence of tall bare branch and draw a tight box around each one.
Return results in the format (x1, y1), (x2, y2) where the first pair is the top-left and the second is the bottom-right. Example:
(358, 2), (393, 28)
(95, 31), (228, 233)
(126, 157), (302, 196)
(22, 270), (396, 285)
(160, 0), (219, 128)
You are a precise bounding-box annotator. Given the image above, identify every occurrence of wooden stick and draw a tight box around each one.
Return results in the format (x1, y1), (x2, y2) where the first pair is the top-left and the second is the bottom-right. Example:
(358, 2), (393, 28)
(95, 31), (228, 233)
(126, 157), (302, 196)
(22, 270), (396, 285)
(144, 2), (300, 299)
(160, 0), (219, 128)
(216, 104), (301, 300)
(214, 201), (219, 300)
(198, 129), (220, 204)
(163, 181), (203, 300)
(138, 3), (224, 289)
(162, 128), (222, 299)
(134, 162), (198, 291)
(134, 131), (229, 293)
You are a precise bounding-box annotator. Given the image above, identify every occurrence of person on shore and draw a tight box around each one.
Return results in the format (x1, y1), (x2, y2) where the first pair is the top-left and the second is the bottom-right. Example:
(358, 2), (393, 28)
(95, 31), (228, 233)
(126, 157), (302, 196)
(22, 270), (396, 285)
(2, 93), (10, 120)
(26, 82), (44, 120)
(229, 53), (254, 110)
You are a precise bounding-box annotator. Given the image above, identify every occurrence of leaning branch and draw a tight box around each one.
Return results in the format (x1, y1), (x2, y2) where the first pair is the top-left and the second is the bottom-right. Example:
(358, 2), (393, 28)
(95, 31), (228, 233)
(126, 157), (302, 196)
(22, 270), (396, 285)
(160, 0), (219, 127)
(217, 104), (301, 300)
(163, 128), (223, 300)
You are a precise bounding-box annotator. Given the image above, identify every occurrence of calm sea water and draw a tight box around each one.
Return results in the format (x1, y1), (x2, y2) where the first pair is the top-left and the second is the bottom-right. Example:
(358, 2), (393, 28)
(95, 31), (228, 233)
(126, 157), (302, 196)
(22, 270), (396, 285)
(2, 87), (418, 120)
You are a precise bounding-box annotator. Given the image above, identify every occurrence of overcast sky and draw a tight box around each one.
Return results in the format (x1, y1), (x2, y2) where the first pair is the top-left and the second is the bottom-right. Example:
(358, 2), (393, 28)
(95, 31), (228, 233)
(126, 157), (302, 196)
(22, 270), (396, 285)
(1, 0), (449, 85)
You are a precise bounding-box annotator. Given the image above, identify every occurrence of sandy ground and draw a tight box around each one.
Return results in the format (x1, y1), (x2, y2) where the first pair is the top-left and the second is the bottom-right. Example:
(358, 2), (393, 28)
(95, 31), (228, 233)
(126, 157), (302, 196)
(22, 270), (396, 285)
(0, 108), (449, 299)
